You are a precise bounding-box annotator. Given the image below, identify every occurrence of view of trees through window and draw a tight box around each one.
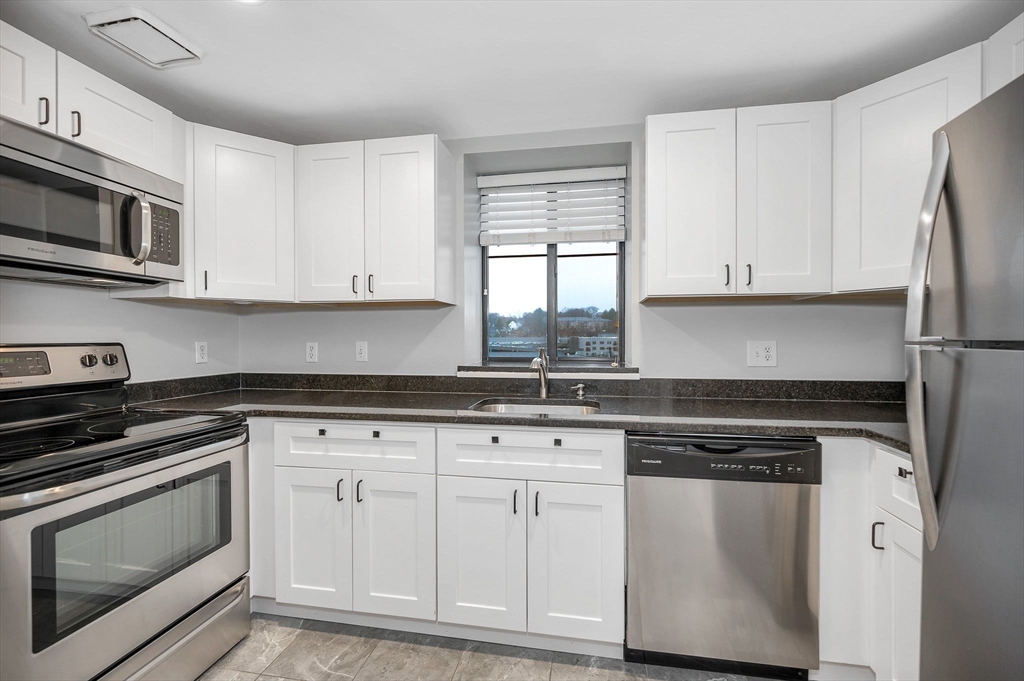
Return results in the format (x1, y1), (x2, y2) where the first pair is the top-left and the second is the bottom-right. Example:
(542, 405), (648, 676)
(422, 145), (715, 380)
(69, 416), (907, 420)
(485, 242), (621, 362)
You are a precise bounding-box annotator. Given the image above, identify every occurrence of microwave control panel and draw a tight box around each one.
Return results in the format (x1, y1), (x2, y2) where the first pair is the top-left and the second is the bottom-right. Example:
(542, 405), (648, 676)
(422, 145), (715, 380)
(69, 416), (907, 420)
(147, 203), (180, 266)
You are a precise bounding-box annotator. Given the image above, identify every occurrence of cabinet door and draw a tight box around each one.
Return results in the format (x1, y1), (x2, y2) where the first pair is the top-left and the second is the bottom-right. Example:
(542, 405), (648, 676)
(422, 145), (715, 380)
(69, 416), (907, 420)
(737, 101), (832, 294)
(870, 508), (924, 681)
(834, 44), (981, 292)
(193, 124), (295, 301)
(0, 21), (55, 132)
(296, 141), (365, 302)
(364, 135), (436, 301)
(983, 13), (1024, 97)
(274, 466), (352, 610)
(352, 471), (436, 619)
(437, 476), (526, 631)
(56, 53), (174, 178)
(527, 481), (623, 643)
(645, 109), (736, 296)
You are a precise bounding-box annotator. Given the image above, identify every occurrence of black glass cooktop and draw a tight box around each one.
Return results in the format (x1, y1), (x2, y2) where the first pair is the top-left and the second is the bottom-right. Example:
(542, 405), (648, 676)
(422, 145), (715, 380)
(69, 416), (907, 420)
(0, 408), (244, 488)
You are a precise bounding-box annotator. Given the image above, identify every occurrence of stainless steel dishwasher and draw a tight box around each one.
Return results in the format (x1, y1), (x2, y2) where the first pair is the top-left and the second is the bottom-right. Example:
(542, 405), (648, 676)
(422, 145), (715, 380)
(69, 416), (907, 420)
(625, 434), (821, 679)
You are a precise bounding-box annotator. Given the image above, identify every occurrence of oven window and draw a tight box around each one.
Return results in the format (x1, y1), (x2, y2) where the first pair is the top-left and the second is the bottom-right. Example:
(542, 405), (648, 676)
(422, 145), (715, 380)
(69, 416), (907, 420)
(0, 156), (124, 254)
(30, 462), (231, 653)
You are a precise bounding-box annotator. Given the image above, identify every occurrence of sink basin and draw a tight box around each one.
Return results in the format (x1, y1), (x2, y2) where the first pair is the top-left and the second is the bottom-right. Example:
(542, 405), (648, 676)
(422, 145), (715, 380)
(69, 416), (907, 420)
(469, 397), (600, 416)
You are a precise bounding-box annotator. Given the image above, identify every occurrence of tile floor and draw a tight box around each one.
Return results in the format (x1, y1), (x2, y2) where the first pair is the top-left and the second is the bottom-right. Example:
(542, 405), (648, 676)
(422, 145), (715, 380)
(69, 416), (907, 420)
(200, 614), (770, 681)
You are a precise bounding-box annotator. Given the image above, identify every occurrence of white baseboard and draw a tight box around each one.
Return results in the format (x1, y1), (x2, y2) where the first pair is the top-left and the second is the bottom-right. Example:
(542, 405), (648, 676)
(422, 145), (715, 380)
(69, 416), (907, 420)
(250, 597), (623, 660)
(810, 661), (876, 680)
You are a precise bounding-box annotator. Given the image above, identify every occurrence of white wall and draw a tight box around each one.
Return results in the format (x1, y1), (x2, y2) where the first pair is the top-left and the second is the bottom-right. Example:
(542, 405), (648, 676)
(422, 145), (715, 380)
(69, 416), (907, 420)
(0, 279), (240, 382)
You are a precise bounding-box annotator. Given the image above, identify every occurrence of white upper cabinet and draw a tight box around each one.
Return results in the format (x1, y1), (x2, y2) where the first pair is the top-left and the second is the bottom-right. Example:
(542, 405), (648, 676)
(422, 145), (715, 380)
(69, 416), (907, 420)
(274, 466), (353, 611)
(736, 101), (833, 294)
(984, 12), (1024, 97)
(527, 481), (624, 643)
(193, 124), (295, 302)
(56, 53), (174, 179)
(646, 108), (737, 296)
(437, 476), (527, 632)
(363, 134), (456, 303)
(0, 21), (55, 132)
(352, 471), (436, 620)
(834, 44), (982, 292)
(296, 141), (365, 302)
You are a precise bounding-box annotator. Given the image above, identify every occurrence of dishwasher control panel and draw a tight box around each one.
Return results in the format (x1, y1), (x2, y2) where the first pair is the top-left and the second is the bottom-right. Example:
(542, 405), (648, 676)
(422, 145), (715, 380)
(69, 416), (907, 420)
(627, 438), (821, 484)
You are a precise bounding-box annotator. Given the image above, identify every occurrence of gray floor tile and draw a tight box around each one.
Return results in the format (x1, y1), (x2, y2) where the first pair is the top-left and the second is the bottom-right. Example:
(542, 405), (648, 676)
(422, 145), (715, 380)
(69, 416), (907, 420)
(197, 668), (260, 681)
(550, 653), (646, 681)
(215, 615), (305, 674)
(261, 624), (380, 681)
(642, 663), (749, 681)
(353, 630), (471, 681)
(453, 641), (554, 681)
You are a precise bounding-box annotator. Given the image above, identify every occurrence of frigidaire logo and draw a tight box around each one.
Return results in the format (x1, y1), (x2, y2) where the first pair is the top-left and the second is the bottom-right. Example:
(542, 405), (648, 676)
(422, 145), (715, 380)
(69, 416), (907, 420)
(28, 247), (57, 255)
(641, 459), (662, 464)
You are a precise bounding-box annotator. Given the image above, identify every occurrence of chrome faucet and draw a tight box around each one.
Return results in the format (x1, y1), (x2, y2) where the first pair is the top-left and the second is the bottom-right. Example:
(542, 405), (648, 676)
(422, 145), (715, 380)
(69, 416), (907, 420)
(530, 348), (549, 399)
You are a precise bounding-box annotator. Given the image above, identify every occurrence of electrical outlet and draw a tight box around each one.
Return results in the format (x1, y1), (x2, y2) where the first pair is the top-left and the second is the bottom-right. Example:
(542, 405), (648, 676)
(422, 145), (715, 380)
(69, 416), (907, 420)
(747, 340), (777, 367)
(356, 341), (368, 362)
(306, 342), (318, 363)
(195, 341), (208, 364)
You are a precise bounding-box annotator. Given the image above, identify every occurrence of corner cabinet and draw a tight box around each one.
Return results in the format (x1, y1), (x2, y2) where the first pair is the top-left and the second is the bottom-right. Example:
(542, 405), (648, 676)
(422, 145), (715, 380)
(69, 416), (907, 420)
(193, 124), (295, 302)
(0, 21), (56, 133)
(983, 13), (1024, 98)
(834, 44), (981, 292)
(294, 134), (456, 304)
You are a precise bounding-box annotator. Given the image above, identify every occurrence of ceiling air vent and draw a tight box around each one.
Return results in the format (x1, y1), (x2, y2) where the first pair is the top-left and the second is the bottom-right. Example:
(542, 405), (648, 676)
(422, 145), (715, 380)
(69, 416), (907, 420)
(84, 7), (203, 69)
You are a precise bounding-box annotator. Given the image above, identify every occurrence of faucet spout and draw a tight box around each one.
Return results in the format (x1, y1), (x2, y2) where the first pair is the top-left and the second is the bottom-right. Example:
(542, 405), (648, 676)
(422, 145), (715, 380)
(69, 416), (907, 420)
(529, 348), (549, 399)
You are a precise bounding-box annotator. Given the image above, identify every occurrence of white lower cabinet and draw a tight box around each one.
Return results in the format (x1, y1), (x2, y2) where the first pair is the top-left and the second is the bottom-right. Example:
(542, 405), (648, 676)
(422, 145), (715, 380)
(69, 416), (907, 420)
(870, 508), (923, 681)
(437, 476), (527, 631)
(352, 470), (436, 620)
(274, 466), (352, 610)
(527, 481), (624, 643)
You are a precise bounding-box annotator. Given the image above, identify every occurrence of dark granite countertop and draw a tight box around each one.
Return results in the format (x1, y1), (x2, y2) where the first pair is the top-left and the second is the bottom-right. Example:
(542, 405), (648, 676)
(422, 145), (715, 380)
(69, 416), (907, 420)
(141, 388), (910, 452)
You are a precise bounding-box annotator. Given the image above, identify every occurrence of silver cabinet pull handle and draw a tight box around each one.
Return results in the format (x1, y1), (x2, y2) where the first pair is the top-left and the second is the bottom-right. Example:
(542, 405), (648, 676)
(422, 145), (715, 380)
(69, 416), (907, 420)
(39, 97), (50, 125)
(905, 131), (951, 552)
(352, 275), (358, 294)
(72, 110), (82, 137)
(368, 274), (374, 293)
(131, 191), (152, 265)
(747, 264), (752, 286)
(724, 264), (730, 287)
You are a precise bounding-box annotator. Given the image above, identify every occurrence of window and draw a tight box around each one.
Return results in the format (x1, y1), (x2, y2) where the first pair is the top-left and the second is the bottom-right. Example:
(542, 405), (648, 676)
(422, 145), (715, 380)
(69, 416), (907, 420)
(479, 167), (626, 364)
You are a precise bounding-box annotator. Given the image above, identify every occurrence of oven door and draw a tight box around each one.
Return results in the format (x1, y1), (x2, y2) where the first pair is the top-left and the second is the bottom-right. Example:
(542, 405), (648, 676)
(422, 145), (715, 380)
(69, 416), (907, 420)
(0, 437), (248, 681)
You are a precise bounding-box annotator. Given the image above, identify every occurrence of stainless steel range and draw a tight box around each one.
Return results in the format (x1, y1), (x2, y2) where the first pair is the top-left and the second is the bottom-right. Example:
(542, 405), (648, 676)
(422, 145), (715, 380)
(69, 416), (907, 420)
(0, 343), (250, 681)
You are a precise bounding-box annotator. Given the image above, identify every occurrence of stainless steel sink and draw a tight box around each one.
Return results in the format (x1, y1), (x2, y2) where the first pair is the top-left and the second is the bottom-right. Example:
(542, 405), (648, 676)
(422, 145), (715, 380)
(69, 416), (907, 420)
(468, 397), (600, 416)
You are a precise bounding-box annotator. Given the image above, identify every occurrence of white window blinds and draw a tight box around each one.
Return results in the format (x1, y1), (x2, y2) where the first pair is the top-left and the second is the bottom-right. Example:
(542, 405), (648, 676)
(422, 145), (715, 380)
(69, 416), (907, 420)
(478, 166), (626, 246)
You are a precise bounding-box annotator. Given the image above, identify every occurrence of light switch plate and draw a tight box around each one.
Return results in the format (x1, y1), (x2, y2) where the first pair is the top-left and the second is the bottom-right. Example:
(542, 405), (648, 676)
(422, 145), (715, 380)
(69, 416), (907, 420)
(747, 341), (777, 367)
(356, 341), (368, 362)
(195, 341), (208, 364)
(306, 342), (318, 363)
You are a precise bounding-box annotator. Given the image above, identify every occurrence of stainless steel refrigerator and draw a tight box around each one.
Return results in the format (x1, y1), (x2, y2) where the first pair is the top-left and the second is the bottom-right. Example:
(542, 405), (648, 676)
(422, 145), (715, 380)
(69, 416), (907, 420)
(905, 75), (1023, 681)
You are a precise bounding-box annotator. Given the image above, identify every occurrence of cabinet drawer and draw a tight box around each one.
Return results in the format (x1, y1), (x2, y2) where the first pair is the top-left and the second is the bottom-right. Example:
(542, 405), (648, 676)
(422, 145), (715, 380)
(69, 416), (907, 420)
(437, 427), (624, 485)
(275, 421), (435, 473)
(872, 446), (923, 531)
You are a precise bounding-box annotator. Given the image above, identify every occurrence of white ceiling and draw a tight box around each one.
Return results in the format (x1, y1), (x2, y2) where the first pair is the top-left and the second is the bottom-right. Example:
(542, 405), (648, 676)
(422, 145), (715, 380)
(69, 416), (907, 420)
(2, 0), (1020, 145)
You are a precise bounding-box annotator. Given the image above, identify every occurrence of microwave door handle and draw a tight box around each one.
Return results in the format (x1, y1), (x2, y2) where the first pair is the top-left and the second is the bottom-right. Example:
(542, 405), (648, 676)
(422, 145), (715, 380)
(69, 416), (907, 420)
(131, 191), (152, 266)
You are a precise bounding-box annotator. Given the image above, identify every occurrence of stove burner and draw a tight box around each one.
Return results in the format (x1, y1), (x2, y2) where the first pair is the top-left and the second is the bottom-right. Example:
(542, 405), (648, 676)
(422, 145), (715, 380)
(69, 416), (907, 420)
(84, 413), (169, 435)
(0, 437), (94, 461)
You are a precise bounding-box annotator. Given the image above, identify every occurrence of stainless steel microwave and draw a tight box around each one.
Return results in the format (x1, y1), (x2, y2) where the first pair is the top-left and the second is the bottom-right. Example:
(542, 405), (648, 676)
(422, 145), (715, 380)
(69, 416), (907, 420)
(0, 117), (184, 287)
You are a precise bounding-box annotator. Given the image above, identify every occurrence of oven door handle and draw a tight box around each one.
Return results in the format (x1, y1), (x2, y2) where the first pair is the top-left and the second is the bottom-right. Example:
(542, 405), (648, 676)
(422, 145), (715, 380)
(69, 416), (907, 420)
(0, 431), (248, 514)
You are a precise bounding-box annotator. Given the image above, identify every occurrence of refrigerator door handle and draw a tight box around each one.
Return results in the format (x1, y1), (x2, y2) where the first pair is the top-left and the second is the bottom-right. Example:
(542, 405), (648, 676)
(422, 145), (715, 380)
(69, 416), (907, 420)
(905, 131), (952, 552)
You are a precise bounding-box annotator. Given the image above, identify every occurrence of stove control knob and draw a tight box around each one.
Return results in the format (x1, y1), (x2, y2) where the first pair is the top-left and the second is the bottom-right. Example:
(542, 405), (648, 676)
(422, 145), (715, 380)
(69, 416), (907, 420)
(101, 353), (119, 366)
(80, 354), (98, 368)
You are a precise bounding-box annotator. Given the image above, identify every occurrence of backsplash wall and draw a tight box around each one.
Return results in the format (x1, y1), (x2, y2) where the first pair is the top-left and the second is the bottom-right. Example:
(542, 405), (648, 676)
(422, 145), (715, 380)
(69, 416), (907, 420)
(0, 279), (240, 382)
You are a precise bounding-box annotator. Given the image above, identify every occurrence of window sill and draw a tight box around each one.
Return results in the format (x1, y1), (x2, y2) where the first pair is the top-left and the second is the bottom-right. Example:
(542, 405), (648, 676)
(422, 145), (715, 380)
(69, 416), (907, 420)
(456, 364), (640, 381)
